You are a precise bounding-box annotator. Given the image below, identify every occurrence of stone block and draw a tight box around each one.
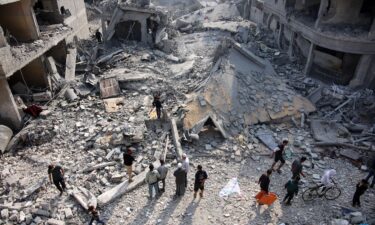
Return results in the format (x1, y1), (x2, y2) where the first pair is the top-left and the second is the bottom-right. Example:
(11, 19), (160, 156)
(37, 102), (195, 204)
(46, 218), (65, 225)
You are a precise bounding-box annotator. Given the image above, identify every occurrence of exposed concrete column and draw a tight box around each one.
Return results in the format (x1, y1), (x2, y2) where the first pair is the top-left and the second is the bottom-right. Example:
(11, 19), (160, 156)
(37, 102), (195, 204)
(0, 78), (22, 130)
(349, 55), (373, 88)
(314, 0), (328, 29)
(369, 19), (375, 40)
(277, 23), (284, 49)
(288, 32), (296, 59)
(304, 42), (315, 75)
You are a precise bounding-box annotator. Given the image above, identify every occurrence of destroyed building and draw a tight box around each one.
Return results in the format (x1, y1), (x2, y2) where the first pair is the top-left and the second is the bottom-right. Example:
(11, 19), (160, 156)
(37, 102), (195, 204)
(248, 0), (375, 89)
(0, 1), (374, 225)
(0, 0), (89, 130)
(104, 3), (167, 45)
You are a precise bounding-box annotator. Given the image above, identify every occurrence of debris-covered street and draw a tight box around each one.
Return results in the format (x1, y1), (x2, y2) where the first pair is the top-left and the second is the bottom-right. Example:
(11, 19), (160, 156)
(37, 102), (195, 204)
(0, 0), (375, 225)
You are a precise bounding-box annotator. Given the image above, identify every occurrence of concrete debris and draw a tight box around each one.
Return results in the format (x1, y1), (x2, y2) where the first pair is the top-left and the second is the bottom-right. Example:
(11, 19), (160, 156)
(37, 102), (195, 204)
(0, 0), (374, 225)
(0, 125), (13, 154)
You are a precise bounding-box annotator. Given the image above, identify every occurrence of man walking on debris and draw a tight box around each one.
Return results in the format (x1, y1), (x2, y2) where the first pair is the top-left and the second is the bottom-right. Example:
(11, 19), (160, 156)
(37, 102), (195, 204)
(152, 94), (163, 119)
(182, 153), (190, 187)
(255, 169), (272, 203)
(194, 165), (208, 198)
(95, 29), (102, 43)
(283, 176), (300, 205)
(48, 164), (66, 196)
(145, 163), (160, 199)
(352, 179), (369, 207)
(174, 163), (186, 197)
(88, 205), (105, 225)
(271, 138), (289, 174)
(157, 159), (168, 192)
(291, 156), (306, 179)
(123, 148), (135, 183)
(365, 155), (375, 188)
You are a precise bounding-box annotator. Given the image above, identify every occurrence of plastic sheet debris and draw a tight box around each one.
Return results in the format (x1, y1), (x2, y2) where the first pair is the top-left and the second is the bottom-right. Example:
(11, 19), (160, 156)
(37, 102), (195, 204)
(219, 177), (241, 198)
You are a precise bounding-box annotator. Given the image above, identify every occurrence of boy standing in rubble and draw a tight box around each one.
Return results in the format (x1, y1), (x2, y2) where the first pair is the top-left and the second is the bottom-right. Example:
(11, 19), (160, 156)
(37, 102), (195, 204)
(123, 148), (135, 183)
(152, 94), (163, 119)
(271, 138), (289, 174)
(48, 164), (66, 196)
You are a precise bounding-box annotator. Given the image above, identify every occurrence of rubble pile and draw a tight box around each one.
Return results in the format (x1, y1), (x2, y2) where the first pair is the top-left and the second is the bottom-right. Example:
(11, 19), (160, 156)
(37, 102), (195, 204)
(0, 0), (374, 225)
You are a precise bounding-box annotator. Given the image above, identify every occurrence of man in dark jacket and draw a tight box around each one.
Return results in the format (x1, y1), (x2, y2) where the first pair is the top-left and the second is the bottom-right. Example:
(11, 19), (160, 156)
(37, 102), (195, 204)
(291, 156), (307, 179)
(48, 164), (66, 196)
(173, 163), (186, 197)
(123, 149), (135, 182)
(283, 176), (300, 205)
(194, 165), (208, 198)
(352, 179), (369, 207)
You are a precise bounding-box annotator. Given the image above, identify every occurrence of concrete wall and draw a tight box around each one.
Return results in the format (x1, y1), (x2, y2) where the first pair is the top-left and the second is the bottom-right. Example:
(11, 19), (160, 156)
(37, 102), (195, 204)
(116, 11), (152, 43)
(58, 0), (89, 39)
(0, 78), (22, 130)
(0, 0), (39, 42)
(322, 0), (363, 24)
(250, 0), (264, 24)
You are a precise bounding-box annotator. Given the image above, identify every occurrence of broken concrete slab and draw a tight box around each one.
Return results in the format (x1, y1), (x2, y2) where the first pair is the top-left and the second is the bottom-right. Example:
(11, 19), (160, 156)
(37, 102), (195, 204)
(71, 187), (97, 210)
(183, 39), (316, 135)
(340, 149), (361, 161)
(0, 125), (13, 154)
(310, 120), (351, 143)
(171, 118), (183, 160)
(64, 47), (77, 82)
(80, 162), (117, 173)
(103, 97), (125, 113)
(20, 178), (47, 200)
(255, 129), (278, 152)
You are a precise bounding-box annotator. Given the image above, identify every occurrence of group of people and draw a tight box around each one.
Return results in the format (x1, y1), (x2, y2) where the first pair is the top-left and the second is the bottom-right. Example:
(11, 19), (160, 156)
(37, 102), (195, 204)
(46, 137), (374, 224)
(144, 153), (208, 199)
(256, 138), (375, 207)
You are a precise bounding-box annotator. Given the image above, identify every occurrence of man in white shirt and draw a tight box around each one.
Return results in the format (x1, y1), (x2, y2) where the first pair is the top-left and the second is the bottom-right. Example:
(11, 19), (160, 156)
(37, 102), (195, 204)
(320, 169), (336, 193)
(182, 153), (189, 188)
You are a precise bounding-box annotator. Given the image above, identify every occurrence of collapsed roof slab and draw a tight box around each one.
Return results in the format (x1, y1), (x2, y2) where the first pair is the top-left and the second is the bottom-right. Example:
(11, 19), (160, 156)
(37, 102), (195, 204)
(183, 39), (316, 135)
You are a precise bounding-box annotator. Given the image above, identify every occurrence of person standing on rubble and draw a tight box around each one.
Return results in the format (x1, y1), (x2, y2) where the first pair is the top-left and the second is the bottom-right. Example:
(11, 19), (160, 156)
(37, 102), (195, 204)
(95, 29), (102, 43)
(194, 165), (208, 198)
(365, 155), (375, 188)
(152, 94), (163, 119)
(157, 159), (168, 192)
(88, 205), (105, 225)
(291, 156), (307, 179)
(48, 164), (66, 196)
(270, 138), (289, 174)
(123, 148), (135, 183)
(182, 153), (190, 188)
(145, 163), (160, 199)
(352, 179), (369, 207)
(283, 176), (300, 205)
(174, 163), (186, 197)
(255, 169), (272, 203)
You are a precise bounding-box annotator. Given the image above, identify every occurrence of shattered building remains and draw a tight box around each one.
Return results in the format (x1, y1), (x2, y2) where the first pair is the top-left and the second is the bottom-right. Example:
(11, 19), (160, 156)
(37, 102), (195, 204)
(248, 0), (375, 89)
(0, 0), (374, 225)
(0, 0), (89, 130)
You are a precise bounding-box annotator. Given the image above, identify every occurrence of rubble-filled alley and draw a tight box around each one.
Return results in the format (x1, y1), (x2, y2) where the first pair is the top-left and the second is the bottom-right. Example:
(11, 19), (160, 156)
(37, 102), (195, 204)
(0, 0), (375, 225)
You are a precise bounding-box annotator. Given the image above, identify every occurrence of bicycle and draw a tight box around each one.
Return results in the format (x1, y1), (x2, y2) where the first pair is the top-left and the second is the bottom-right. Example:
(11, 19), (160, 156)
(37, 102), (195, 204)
(302, 183), (341, 201)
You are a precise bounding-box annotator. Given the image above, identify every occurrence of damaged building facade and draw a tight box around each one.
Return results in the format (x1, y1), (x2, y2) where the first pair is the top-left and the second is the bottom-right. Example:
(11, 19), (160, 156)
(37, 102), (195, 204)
(104, 3), (167, 46)
(0, 0), (89, 130)
(247, 0), (375, 89)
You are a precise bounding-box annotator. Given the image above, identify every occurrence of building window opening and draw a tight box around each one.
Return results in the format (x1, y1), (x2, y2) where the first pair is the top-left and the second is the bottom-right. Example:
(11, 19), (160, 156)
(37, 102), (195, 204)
(33, 0), (63, 25)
